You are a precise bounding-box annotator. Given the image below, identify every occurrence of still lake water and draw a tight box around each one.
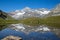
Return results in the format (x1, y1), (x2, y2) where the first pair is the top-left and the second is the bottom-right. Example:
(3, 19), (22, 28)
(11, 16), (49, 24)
(0, 28), (60, 40)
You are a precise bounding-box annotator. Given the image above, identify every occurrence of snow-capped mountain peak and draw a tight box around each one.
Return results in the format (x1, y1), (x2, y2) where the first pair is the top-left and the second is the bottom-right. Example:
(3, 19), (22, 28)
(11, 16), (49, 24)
(21, 7), (32, 12)
(15, 10), (20, 12)
(10, 7), (50, 19)
(23, 7), (31, 10)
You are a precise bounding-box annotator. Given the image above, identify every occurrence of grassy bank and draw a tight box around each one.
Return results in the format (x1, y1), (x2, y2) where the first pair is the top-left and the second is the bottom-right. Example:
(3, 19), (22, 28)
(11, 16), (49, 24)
(20, 16), (60, 28)
(0, 16), (60, 30)
(44, 16), (60, 28)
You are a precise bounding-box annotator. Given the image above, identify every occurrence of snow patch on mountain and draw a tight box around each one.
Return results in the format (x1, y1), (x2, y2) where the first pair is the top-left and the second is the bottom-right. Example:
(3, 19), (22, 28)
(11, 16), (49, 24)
(40, 11), (50, 14)
(12, 12), (25, 19)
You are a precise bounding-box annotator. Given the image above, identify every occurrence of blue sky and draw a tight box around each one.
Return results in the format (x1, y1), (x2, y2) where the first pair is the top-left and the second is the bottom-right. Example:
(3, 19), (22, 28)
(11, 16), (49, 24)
(0, 0), (60, 12)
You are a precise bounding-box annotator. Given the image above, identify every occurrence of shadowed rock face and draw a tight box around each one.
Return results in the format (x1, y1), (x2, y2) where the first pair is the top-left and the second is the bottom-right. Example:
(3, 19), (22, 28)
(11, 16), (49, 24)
(0, 10), (7, 19)
(48, 4), (60, 16)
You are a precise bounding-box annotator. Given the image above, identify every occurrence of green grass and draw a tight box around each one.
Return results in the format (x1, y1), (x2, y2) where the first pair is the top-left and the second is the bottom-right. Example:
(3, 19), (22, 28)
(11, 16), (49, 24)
(20, 16), (60, 28)
(20, 17), (44, 26)
(44, 16), (60, 28)
(0, 16), (60, 30)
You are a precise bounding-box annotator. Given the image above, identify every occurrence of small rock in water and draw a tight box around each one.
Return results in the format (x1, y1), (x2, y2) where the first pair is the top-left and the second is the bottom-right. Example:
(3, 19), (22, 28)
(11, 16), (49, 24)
(1, 35), (22, 40)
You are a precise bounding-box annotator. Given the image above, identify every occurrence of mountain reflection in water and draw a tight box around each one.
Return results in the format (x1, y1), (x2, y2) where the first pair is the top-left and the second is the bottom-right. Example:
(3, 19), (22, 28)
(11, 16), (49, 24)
(9, 24), (51, 33)
(0, 28), (60, 40)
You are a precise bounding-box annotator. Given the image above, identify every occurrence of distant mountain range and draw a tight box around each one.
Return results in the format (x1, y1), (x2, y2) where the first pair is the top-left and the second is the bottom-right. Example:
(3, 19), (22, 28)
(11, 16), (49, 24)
(9, 7), (50, 19)
(0, 4), (60, 20)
